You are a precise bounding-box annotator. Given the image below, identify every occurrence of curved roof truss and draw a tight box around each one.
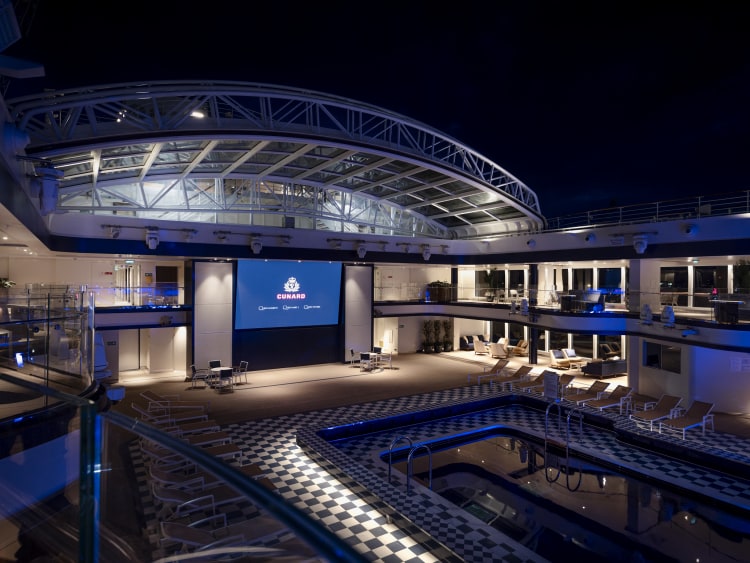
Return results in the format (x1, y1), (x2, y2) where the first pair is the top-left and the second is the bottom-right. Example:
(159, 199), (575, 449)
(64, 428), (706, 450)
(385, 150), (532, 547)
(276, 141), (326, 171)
(8, 81), (544, 239)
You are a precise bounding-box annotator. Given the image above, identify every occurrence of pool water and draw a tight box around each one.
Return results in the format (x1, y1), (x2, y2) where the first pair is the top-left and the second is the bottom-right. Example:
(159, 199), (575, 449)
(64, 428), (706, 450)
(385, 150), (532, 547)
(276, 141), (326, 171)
(391, 435), (750, 563)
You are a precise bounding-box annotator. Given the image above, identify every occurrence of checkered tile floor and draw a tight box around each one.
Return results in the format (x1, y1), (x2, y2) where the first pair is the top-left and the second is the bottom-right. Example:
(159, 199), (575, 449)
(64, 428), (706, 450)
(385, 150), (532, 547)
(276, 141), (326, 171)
(135, 384), (750, 562)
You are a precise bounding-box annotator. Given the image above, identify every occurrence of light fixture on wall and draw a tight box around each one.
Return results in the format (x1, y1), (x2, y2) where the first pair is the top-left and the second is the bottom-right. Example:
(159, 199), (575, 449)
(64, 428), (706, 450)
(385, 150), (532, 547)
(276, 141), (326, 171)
(661, 305), (675, 328)
(640, 303), (653, 325)
(109, 226), (121, 239)
(214, 230), (229, 243)
(421, 245), (431, 261)
(145, 228), (159, 250)
(356, 244), (367, 259)
(632, 234), (648, 254)
(250, 238), (262, 255)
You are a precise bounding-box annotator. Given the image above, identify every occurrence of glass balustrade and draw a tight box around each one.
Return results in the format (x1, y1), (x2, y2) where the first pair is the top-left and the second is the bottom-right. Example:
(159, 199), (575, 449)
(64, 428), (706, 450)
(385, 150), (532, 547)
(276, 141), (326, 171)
(0, 372), (362, 562)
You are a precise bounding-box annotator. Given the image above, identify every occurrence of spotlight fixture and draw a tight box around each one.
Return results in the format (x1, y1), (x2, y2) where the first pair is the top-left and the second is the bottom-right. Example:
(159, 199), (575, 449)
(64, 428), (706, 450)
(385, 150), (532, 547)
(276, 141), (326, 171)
(250, 238), (262, 255)
(145, 229), (159, 250)
(632, 234), (648, 254)
(526, 239), (536, 248)
(356, 244), (367, 259)
(584, 233), (596, 243)
(422, 245), (431, 261)
(110, 226), (121, 239)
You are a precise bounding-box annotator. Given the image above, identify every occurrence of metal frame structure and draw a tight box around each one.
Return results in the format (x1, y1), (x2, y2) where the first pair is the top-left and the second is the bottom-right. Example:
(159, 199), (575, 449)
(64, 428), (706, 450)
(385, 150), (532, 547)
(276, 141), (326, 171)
(8, 81), (544, 240)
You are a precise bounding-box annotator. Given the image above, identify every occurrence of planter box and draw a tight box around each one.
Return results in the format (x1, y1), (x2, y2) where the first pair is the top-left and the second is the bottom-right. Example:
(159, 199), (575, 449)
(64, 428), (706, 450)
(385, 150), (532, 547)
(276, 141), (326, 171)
(582, 359), (627, 378)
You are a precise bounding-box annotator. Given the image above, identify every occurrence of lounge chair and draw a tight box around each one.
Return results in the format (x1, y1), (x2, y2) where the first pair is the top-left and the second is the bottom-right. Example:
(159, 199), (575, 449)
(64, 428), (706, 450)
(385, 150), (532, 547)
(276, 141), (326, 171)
(583, 385), (632, 412)
(487, 365), (534, 391)
(467, 359), (509, 384)
(131, 402), (209, 426)
(474, 339), (489, 355)
(628, 393), (659, 412)
(599, 343), (620, 359)
(488, 342), (508, 359)
(562, 348), (585, 368)
(152, 483), (254, 520)
(508, 340), (529, 357)
(140, 390), (211, 413)
(159, 512), (289, 554)
(510, 371), (547, 392)
(554, 373), (576, 397)
(629, 395), (682, 430)
(550, 349), (571, 369)
(659, 400), (715, 439)
(161, 419), (222, 436)
(566, 380), (610, 405)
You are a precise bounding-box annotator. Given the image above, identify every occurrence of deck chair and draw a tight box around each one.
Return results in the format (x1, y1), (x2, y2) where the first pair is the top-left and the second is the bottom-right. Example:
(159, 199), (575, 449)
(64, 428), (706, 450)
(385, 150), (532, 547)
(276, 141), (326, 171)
(583, 385), (632, 411)
(599, 343), (620, 359)
(161, 419), (222, 436)
(509, 340), (529, 357)
(562, 348), (584, 366)
(659, 400), (715, 439)
(567, 380), (610, 405)
(627, 392), (659, 413)
(131, 401), (209, 426)
(152, 483), (255, 520)
(630, 395), (682, 431)
(160, 513), (289, 554)
(140, 390), (211, 413)
(488, 342), (508, 359)
(550, 349), (570, 369)
(473, 339), (489, 355)
(490, 365), (534, 391)
(510, 372), (546, 392)
(467, 359), (509, 384)
(554, 373), (576, 397)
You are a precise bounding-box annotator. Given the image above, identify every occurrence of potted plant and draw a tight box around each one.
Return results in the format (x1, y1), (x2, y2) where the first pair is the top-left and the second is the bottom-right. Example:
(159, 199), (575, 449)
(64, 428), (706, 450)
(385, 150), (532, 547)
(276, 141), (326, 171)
(442, 319), (453, 352)
(421, 320), (434, 353)
(432, 319), (443, 353)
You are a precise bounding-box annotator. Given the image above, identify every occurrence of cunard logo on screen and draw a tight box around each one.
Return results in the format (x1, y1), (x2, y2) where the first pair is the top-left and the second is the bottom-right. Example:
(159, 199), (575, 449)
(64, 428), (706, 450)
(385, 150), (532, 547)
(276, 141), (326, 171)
(277, 276), (306, 300)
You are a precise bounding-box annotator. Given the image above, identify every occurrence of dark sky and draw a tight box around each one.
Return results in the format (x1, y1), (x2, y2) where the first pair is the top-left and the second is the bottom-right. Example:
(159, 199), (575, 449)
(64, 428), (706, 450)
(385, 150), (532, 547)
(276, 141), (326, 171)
(3, 1), (749, 217)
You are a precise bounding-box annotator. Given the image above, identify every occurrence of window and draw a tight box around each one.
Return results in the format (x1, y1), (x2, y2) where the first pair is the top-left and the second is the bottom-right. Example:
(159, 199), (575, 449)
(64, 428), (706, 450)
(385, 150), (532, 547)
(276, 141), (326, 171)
(643, 341), (681, 374)
(597, 268), (622, 303)
(475, 269), (504, 299)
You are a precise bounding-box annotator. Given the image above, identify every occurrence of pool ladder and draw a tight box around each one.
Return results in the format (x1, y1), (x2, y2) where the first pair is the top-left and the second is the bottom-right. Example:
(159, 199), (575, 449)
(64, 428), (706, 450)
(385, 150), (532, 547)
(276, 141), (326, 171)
(544, 401), (584, 491)
(388, 435), (433, 494)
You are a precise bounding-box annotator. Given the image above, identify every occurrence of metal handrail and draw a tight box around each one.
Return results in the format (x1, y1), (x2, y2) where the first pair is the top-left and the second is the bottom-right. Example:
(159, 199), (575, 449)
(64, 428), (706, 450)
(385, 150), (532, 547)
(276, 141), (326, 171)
(406, 443), (433, 494)
(387, 435), (413, 483)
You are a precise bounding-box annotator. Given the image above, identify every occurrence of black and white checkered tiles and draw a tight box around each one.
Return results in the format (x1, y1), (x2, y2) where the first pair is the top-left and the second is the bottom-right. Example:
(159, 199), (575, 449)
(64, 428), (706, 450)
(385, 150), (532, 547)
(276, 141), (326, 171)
(136, 385), (750, 562)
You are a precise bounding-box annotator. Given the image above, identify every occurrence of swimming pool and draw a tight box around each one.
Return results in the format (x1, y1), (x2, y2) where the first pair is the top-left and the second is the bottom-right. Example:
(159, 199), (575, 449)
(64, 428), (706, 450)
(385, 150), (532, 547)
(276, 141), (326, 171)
(390, 433), (750, 562)
(297, 394), (750, 562)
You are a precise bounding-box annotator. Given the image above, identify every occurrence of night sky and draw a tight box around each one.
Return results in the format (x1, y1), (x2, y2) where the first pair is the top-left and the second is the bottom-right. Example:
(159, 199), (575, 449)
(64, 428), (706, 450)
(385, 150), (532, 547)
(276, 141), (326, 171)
(4, 2), (749, 218)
